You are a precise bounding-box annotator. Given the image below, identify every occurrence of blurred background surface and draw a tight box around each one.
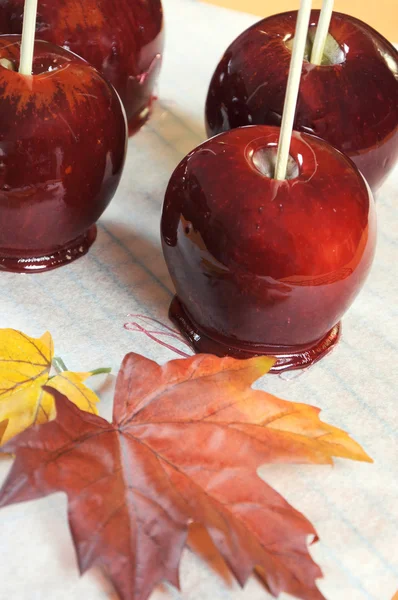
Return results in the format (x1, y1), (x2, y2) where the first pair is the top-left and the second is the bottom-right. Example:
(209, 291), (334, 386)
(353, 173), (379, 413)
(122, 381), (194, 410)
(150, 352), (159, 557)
(202, 0), (397, 41)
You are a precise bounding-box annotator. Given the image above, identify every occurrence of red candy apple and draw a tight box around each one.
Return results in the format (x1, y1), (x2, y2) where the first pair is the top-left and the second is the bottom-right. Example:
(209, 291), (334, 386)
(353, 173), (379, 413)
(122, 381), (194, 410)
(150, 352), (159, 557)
(161, 125), (377, 372)
(205, 10), (398, 191)
(0, 0), (164, 134)
(0, 35), (127, 273)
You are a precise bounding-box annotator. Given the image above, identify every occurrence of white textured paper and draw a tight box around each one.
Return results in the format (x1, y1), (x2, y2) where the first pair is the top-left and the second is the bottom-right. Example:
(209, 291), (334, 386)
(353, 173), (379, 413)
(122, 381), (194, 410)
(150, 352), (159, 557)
(0, 1), (397, 599)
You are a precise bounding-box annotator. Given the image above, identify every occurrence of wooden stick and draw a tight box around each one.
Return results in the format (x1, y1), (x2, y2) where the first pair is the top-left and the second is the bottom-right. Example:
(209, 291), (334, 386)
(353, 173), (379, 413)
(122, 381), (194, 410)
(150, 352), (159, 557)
(274, 0), (312, 181)
(310, 0), (334, 65)
(19, 0), (38, 75)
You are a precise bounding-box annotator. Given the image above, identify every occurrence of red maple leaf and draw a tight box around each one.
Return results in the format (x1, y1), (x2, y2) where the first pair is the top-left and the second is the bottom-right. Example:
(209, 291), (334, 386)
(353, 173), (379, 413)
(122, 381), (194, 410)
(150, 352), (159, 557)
(0, 353), (371, 600)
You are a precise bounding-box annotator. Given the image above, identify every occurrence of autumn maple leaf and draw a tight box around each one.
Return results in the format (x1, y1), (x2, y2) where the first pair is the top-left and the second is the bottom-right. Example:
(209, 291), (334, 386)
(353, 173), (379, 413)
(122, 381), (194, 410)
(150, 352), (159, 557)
(0, 353), (371, 600)
(0, 329), (100, 445)
(0, 420), (7, 441)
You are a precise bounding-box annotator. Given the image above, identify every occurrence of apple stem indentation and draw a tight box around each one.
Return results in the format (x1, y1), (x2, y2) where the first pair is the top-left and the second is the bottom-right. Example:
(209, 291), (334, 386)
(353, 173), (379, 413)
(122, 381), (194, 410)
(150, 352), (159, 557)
(286, 30), (345, 67)
(19, 0), (38, 76)
(253, 148), (299, 180)
(310, 0), (335, 65)
(0, 58), (15, 71)
(274, 0), (312, 181)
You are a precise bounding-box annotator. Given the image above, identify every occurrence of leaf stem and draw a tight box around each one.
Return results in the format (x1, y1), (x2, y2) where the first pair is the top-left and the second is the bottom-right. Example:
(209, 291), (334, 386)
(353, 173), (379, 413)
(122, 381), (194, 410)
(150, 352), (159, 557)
(52, 358), (112, 377)
(52, 356), (68, 374)
(52, 357), (111, 379)
(90, 367), (112, 377)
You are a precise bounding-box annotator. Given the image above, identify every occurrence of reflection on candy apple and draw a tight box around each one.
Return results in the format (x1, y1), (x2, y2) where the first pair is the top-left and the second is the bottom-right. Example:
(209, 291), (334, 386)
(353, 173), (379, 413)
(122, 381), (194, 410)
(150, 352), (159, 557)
(0, 35), (127, 273)
(205, 10), (398, 191)
(0, 0), (164, 134)
(161, 125), (377, 372)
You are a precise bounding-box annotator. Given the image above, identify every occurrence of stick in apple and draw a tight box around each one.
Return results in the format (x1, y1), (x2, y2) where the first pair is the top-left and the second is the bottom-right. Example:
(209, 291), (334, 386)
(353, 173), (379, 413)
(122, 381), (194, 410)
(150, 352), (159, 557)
(274, 0), (312, 181)
(310, 0), (335, 65)
(19, 0), (39, 75)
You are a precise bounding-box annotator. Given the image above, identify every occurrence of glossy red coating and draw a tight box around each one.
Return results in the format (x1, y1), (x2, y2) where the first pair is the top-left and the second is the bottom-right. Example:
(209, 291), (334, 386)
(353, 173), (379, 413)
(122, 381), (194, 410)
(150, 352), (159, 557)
(161, 126), (377, 372)
(0, 35), (127, 273)
(0, 0), (164, 134)
(205, 11), (398, 191)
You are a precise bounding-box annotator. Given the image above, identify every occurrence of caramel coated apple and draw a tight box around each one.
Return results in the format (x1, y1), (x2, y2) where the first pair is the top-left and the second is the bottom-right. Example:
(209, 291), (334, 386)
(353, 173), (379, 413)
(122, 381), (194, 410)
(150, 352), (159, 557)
(0, 0), (164, 134)
(161, 126), (377, 372)
(0, 36), (127, 273)
(205, 11), (398, 191)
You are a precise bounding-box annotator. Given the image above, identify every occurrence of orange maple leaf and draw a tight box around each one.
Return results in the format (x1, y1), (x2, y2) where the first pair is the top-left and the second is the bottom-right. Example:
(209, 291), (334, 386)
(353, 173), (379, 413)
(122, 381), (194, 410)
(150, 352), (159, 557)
(0, 353), (371, 600)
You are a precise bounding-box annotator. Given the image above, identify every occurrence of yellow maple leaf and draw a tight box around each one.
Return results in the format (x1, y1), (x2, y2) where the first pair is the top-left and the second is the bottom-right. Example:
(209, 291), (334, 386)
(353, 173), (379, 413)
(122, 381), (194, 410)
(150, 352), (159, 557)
(0, 329), (99, 445)
(46, 371), (100, 416)
(0, 420), (7, 441)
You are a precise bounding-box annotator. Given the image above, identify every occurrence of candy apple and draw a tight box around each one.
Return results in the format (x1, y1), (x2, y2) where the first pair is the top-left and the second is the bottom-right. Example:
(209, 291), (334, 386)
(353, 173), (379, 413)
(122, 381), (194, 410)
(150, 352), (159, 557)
(161, 125), (376, 372)
(205, 10), (398, 191)
(0, 35), (127, 273)
(0, 0), (164, 134)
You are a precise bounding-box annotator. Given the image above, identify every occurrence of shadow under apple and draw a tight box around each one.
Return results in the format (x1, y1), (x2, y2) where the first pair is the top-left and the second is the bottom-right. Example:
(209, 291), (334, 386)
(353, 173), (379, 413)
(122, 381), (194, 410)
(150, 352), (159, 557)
(95, 221), (174, 320)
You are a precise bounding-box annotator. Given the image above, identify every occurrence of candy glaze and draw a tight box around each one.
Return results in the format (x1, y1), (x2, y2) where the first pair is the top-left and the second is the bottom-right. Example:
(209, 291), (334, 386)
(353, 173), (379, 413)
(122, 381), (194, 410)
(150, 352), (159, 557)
(206, 11), (398, 191)
(0, 0), (164, 133)
(0, 36), (127, 273)
(162, 126), (377, 371)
